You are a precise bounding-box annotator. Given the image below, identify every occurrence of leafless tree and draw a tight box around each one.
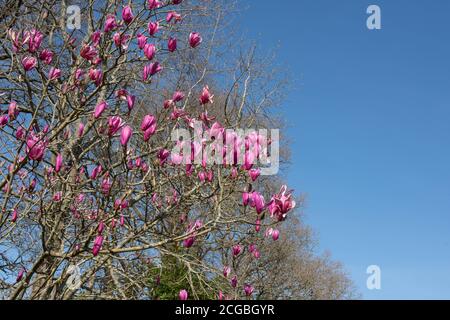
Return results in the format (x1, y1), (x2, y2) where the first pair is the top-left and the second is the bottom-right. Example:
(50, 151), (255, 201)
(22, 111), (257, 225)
(0, 0), (356, 300)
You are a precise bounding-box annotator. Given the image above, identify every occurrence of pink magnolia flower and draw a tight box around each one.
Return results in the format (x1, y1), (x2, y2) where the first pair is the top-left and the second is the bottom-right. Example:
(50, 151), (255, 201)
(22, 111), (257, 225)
(89, 68), (103, 86)
(92, 57), (102, 65)
(108, 116), (124, 136)
(144, 43), (156, 60)
(48, 67), (61, 80)
(55, 153), (63, 173)
(127, 159), (133, 171)
(249, 168), (260, 181)
(68, 37), (77, 47)
(151, 193), (161, 207)
(26, 132), (47, 161)
(92, 235), (103, 256)
(113, 32), (130, 50)
(244, 284), (254, 296)
(157, 149), (170, 165)
(46, 166), (54, 176)
(76, 194), (85, 203)
(16, 126), (25, 140)
(231, 275), (238, 288)
(243, 149), (256, 170)
(91, 30), (102, 46)
(148, 21), (160, 36)
(98, 221), (105, 234)
(53, 191), (62, 202)
(135, 157), (141, 168)
(223, 266), (231, 278)
(183, 237), (195, 248)
(64, 129), (71, 140)
(272, 229), (280, 241)
(115, 90), (135, 110)
(114, 198), (128, 210)
(170, 107), (186, 120)
(142, 62), (162, 80)
(16, 268), (25, 282)
(148, 0), (162, 10)
(137, 33), (147, 49)
(179, 289), (188, 300)
(232, 244), (242, 257)
(231, 167), (238, 179)
(141, 114), (156, 131)
(183, 220), (203, 248)
(77, 122), (85, 137)
(198, 171), (206, 182)
(164, 100), (174, 109)
(29, 178), (37, 192)
(25, 29), (43, 53)
(172, 91), (185, 102)
(115, 89), (128, 100)
(253, 250), (260, 259)
(80, 44), (98, 61)
(101, 176), (112, 194)
(143, 123), (157, 141)
(173, 0), (183, 4)
(199, 85), (214, 105)
(126, 94), (135, 110)
(170, 148), (184, 165)
(190, 141), (202, 161)
(8, 101), (18, 120)
(11, 209), (18, 222)
(268, 185), (296, 221)
(122, 5), (134, 24)
(166, 11), (182, 23)
(39, 49), (53, 64)
(250, 192), (265, 214)
(22, 56), (37, 71)
(114, 35), (122, 48)
(8, 29), (21, 52)
(206, 170), (214, 182)
(242, 192), (250, 206)
(0, 115), (8, 126)
(168, 37), (177, 52)
(104, 15), (117, 32)
(93, 101), (108, 119)
(255, 219), (261, 232)
(142, 65), (151, 81)
(74, 68), (84, 82)
(120, 125), (133, 146)
(209, 121), (223, 139)
(89, 165), (102, 180)
(189, 32), (202, 48)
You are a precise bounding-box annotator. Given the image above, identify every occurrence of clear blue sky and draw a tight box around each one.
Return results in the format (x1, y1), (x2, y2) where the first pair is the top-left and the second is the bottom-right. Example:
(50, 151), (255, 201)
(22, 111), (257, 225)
(240, 0), (450, 299)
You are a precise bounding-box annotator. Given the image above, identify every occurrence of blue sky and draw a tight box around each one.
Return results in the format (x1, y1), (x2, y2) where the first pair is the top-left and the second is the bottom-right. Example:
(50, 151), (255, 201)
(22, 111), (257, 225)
(240, 0), (450, 299)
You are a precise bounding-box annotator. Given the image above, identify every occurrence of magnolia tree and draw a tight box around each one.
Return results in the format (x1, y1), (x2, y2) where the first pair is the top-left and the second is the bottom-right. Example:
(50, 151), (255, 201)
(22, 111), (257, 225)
(0, 0), (301, 300)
